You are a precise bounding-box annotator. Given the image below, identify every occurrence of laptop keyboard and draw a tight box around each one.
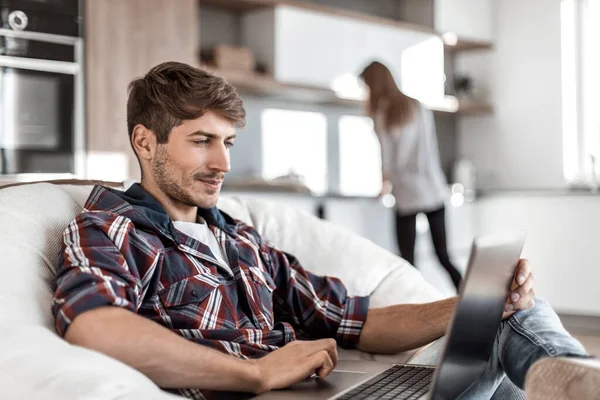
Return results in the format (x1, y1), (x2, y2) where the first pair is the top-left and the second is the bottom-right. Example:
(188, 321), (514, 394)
(336, 365), (435, 400)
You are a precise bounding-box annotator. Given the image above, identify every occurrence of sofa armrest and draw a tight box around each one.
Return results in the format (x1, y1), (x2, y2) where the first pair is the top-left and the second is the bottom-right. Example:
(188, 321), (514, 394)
(0, 325), (181, 399)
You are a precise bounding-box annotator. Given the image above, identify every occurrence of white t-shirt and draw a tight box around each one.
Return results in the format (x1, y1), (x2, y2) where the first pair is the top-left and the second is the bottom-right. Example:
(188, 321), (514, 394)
(173, 220), (233, 275)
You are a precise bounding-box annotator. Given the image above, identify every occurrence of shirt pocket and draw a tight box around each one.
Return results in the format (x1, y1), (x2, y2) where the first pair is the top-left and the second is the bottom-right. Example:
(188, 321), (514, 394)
(244, 266), (276, 328)
(249, 266), (276, 294)
(158, 273), (225, 330)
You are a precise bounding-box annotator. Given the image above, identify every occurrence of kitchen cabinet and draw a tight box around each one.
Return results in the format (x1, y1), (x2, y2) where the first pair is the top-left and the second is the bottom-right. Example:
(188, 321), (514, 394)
(241, 5), (445, 104)
(85, 0), (198, 181)
(398, 0), (493, 49)
(200, 0), (492, 113)
(434, 0), (494, 43)
(325, 198), (397, 252)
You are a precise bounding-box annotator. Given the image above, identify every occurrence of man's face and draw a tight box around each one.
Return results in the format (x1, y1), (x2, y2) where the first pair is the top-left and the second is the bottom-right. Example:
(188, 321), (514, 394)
(151, 110), (236, 209)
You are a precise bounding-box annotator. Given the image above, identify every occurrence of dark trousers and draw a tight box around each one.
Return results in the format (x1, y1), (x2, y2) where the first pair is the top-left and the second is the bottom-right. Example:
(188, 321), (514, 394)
(395, 206), (462, 289)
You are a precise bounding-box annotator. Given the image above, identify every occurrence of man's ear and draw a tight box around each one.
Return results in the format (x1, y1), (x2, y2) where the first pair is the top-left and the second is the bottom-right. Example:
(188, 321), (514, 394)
(131, 124), (156, 161)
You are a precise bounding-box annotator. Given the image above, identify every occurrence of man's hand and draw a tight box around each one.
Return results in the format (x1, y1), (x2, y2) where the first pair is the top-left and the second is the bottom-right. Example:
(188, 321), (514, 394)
(251, 339), (338, 394)
(502, 259), (535, 319)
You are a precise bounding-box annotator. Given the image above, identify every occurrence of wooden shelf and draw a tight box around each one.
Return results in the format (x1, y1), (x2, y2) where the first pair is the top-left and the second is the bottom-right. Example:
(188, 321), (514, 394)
(445, 38), (493, 52)
(199, 1), (493, 115)
(200, 0), (438, 36)
(200, 0), (493, 53)
(202, 65), (358, 107)
(424, 96), (493, 115)
(204, 65), (493, 115)
(199, 0), (272, 12)
(456, 99), (494, 115)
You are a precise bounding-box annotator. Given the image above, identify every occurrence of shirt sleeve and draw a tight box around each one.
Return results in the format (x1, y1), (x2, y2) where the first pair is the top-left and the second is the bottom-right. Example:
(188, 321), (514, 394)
(378, 132), (396, 178)
(52, 211), (142, 337)
(243, 224), (370, 349)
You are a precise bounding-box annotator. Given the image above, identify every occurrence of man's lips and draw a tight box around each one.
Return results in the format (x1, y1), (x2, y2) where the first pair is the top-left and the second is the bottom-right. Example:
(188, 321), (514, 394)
(197, 178), (223, 188)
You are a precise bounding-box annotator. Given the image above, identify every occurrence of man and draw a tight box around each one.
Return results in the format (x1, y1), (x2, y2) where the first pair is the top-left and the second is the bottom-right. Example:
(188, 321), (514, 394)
(52, 62), (587, 399)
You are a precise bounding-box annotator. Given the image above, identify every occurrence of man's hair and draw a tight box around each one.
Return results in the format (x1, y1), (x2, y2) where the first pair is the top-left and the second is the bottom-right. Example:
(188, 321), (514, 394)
(127, 61), (246, 144)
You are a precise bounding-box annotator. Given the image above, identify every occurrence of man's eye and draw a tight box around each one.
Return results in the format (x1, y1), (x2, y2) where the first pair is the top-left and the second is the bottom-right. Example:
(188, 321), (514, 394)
(193, 139), (209, 145)
(225, 142), (235, 148)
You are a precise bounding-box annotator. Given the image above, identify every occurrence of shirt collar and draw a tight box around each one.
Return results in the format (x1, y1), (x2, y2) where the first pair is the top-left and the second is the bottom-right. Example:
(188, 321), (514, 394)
(123, 183), (238, 238)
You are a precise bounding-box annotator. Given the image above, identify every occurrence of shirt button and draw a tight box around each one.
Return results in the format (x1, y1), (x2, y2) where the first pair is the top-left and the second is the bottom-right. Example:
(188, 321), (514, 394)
(191, 290), (200, 297)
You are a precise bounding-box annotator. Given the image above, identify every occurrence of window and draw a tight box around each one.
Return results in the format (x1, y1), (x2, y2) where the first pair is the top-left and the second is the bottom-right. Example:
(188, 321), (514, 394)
(261, 109), (327, 194)
(561, 0), (600, 183)
(339, 115), (382, 197)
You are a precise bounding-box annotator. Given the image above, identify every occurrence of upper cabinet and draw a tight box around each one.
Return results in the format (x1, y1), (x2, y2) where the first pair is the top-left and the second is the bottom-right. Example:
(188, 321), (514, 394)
(200, 0), (493, 114)
(398, 0), (493, 50)
(434, 0), (494, 45)
(241, 5), (445, 105)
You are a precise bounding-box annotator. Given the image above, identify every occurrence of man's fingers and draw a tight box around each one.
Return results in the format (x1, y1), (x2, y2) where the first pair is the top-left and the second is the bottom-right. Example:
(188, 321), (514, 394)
(509, 273), (535, 303)
(313, 338), (338, 369)
(313, 350), (335, 378)
(514, 259), (530, 286)
(325, 339), (338, 366)
(294, 339), (338, 365)
(503, 261), (534, 316)
(511, 274), (535, 311)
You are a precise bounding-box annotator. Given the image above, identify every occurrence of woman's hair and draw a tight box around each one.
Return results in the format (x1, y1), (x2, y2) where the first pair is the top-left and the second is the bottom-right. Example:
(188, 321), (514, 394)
(359, 61), (416, 132)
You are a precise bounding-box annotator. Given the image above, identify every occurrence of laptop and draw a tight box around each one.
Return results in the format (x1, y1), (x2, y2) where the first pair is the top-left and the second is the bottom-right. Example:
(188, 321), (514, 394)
(252, 232), (526, 400)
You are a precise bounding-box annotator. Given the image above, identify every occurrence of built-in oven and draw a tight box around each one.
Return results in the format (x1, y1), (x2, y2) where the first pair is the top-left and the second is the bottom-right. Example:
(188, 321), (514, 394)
(0, 0), (84, 178)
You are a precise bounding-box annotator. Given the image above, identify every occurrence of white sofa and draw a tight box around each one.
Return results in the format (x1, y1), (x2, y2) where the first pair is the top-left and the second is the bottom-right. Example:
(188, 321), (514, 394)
(0, 182), (443, 399)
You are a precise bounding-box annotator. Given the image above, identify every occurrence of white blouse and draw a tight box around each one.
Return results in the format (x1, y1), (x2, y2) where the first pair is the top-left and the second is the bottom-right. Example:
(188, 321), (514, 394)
(374, 102), (449, 215)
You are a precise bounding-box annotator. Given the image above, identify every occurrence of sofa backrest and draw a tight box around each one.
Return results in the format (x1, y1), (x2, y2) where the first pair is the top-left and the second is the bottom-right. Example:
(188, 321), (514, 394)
(0, 183), (88, 329)
(0, 182), (441, 332)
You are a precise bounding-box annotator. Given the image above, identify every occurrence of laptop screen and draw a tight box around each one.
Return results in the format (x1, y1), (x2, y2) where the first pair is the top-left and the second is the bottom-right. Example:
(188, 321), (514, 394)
(431, 233), (526, 400)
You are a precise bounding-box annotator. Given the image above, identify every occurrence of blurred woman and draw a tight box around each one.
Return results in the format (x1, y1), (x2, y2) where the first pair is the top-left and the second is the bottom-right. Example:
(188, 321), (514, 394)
(360, 61), (462, 290)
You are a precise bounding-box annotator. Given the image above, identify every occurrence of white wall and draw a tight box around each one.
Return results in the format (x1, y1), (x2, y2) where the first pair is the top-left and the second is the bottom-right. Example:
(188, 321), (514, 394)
(472, 195), (600, 316)
(456, 0), (565, 190)
(446, 0), (600, 318)
(417, 196), (600, 316)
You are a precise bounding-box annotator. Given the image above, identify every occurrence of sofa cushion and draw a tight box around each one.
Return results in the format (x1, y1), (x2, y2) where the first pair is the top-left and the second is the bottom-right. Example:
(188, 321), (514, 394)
(241, 196), (442, 301)
(0, 182), (442, 326)
(0, 325), (180, 399)
(0, 182), (185, 400)
(0, 182), (443, 399)
(0, 183), (85, 328)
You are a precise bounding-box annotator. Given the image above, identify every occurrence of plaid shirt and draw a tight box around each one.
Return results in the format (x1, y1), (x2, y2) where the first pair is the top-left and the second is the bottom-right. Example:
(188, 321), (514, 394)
(52, 184), (369, 399)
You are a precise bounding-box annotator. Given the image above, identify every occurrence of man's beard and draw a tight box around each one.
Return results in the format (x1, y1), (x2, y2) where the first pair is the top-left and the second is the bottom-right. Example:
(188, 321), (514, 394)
(152, 146), (223, 209)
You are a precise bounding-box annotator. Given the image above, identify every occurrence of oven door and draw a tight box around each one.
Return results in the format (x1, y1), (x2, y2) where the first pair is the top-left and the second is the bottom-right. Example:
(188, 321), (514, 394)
(0, 0), (79, 19)
(0, 29), (83, 177)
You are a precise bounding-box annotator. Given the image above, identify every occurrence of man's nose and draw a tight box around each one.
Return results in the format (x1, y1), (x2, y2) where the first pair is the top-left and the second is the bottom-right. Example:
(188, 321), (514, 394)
(207, 143), (231, 173)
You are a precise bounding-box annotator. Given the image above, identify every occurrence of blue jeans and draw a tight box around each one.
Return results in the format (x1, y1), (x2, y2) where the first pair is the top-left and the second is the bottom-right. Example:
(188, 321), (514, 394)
(408, 297), (588, 399)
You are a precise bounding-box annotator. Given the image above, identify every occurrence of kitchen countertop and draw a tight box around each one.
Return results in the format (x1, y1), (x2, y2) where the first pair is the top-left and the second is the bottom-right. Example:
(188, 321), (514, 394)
(5, 175), (598, 199)
(476, 188), (600, 198)
(0, 177), (381, 201)
(221, 188), (381, 201)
